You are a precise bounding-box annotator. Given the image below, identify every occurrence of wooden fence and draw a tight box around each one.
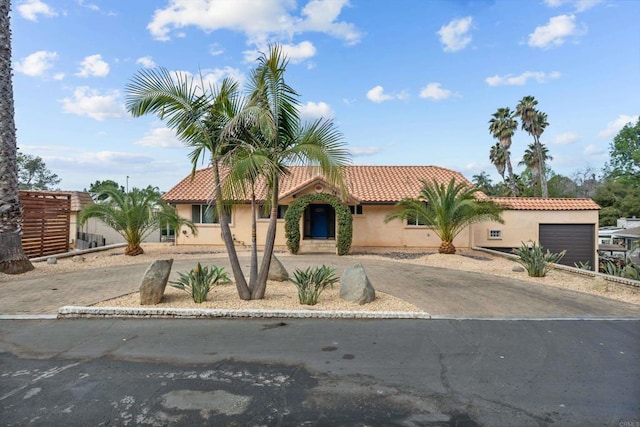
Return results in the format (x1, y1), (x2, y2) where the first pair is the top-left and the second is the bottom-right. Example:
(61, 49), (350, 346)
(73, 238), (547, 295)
(20, 191), (71, 258)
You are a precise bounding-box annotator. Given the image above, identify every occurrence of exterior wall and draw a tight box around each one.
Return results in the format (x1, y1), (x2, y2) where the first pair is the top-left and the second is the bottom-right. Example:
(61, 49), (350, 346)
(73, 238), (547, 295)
(473, 210), (599, 250)
(78, 217), (161, 245)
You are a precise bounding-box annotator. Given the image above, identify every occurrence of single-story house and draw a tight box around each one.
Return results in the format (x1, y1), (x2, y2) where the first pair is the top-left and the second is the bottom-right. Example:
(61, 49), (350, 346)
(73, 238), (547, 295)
(162, 165), (600, 269)
(611, 226), (640, 264)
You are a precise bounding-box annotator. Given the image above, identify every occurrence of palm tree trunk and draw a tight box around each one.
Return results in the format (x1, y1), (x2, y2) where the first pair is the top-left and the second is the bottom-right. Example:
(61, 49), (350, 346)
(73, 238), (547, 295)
(504, 153), (518, 197)
(252, 174), (278, 299)
(535, 138), (548, 198)
(0, 0), (34, 274)
(249, 188), (258, 292)
(212, 161), (250, 300)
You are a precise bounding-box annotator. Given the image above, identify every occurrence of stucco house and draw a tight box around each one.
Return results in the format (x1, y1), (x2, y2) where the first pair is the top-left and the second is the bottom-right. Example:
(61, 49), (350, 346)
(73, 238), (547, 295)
(162, 165), (600, 269)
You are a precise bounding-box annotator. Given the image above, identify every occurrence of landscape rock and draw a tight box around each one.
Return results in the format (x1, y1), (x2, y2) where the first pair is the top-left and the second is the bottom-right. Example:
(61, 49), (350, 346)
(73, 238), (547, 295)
(46, 257), (57, 265)
(139, 259), (174, 305)
(512, 265), (525, 272)
(257, 254), (289, 281)
(72, 256), (85, 263)
(340, 263), (375, 305)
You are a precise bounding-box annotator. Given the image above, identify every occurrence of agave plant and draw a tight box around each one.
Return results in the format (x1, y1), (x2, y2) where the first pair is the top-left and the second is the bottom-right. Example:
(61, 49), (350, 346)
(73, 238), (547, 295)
(170, 263), (230, 303)
(292, 265), (339, 305)
(513, 241), (565, 277)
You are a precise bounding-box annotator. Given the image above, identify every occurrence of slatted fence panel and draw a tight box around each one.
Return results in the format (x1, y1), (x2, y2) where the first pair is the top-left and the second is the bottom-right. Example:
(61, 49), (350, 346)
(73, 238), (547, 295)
(20, 191), (71, 258)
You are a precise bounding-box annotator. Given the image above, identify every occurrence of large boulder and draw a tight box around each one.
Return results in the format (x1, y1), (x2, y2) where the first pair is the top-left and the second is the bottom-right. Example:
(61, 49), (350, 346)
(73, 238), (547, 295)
(258, 254), (289, 281)
(340, 263), (375, 305)
(139, 259), (174, 305)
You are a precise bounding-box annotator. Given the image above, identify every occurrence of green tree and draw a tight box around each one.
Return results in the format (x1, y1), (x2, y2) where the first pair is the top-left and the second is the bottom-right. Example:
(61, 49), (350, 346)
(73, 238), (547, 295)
(604, 117), (640, 184)
(516, 96), (550, 197)
(17, 153), (61, 190)
(547, 173), (578, 198)
(125, 68), (253, 298)
(87, 179), (125, 200)
(489, 142), (507, 182)
(489, 107), (518, 196)
(0, 0), (33, 274)
(593, 178), (640, 226)
(472, 171), (495, 195)
(385, 178), (504, 254)
(518, 142), (552, 197)
(224, 44), (350, 299)
(79, 186), (196, 256)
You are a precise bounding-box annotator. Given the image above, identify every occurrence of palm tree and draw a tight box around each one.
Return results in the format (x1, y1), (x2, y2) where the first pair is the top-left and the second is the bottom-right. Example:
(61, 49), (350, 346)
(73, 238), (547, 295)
(519, 142), (552, 197)
(489, 143), (507, 181)
(78, 186), (196, 256)
(385, 178), (504, 254)
(0, 0), (34, 274)
(516, 96), (550, 197)
(224, 44), (351, 299)
(489, 107), (519, 196)
(125, 69), (254, 300)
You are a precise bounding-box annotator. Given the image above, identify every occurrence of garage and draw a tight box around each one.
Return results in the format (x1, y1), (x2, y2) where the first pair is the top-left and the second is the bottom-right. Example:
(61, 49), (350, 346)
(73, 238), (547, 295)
(539, 224), (595, 270)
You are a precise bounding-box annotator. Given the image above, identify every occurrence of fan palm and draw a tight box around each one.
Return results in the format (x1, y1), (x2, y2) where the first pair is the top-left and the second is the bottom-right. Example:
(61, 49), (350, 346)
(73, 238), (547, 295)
(79, 187), (196, 256)
(224, 44), (351, 299)
(0, 0), (33, 274)
(516, 96), (550, 197)
(489, 142), (507, 181)
(385, 178), (504, 254)
(125, 69), (254, 299)
(489, 107), (519, 196)
(519, 142), (552, 197)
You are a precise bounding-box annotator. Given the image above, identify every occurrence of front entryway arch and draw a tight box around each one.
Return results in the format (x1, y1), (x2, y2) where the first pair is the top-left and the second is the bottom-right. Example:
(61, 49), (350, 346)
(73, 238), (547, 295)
(284, 193), (352, 255)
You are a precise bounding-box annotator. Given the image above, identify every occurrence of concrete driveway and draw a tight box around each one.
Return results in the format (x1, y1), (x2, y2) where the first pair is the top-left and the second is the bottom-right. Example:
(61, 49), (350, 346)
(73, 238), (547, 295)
(1, 254), (638, 317)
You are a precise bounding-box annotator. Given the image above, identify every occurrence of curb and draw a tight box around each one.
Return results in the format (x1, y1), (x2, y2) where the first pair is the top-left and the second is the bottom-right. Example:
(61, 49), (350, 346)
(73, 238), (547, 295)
(57, 306), (432, 320)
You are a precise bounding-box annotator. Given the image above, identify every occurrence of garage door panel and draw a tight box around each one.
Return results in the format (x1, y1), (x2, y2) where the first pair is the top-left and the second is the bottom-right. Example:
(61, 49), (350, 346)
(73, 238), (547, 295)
(539, 224), (595, 270)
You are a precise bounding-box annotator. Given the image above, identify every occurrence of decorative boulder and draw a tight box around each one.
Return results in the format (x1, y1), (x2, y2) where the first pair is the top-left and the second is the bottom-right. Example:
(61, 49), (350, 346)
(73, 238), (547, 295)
(139, 259), (174, 305)
(512, 265), (525, 272)
(258, 254), (289, 281)
(340, 263), (375, 305)
(47, 257), (57, 265)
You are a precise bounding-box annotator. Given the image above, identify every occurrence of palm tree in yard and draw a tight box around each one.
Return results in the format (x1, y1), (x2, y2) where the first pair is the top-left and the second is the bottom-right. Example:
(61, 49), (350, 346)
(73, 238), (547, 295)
(385, 178), (504, 254)
(489, 107), (519, 196)
(224, 44), (351, 299)
(125, 69), (255, 299)
(0, 0), (34, 274)
(79, 187), (196, 256)
(489, 142), (507, 182)
(516, 96), (550, 197)
(519, 142), (552, 197)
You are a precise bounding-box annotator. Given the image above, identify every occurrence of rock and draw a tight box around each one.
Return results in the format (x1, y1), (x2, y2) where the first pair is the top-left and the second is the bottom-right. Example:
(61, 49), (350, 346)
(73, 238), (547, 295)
(512, 265), (525, 272)
(46, 257), (57, 265)
(72, 256), (85, 263)
(139, 259), (174, 305)
(257, 254), (289, 281)
(340, 263), (376, 305)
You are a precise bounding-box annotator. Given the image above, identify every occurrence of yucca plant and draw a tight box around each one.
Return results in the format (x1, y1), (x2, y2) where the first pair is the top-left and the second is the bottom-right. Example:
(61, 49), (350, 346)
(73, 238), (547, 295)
(574, 261), (591, 271)
(170, 263), (230, 303)
(292, 265), (339, 305)
(513, 241), (565, 277)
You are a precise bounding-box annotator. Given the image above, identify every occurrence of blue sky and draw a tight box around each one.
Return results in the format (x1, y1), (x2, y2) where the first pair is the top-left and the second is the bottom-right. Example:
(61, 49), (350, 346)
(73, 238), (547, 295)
(12, 0), (640, 192)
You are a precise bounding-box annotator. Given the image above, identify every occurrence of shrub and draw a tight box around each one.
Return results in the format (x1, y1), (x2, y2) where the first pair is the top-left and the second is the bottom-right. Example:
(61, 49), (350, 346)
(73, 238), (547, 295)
(574, 261), (591, 271)
(292, 265), (339, 305)
(513, 242), (565, 277)
(170, 263), (230, 303)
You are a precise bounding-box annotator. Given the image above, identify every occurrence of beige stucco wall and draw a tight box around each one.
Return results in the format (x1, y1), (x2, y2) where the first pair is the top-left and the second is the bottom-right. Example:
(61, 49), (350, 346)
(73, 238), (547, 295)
(473, 210), (599, 249)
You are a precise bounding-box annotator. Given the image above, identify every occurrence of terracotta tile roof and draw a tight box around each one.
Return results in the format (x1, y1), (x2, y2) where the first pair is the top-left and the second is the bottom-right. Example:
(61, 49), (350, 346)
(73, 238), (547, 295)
(490, 197), (600, 211)
(162, 165), (471, 203)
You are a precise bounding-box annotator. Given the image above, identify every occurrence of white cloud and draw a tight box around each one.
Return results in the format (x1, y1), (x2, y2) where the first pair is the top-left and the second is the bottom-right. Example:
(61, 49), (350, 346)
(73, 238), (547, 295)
(280, 41), (317, 63)
(298, 101), (334, 121)
(76, 54), (110, 78)
(419, 83), (452, 101)
(366, 85), (395, 103)
(53, 72), (65, 80)
(171, 67), (246, 92)
(60, 87), (126, 121)
(76, 0), (100, 12)
(14, 50), (58, 77)
(350, 146), (382, 157)
(528, 14), (585, 48)
(485, 71), (561, 86)
(209, 43), (224, 56)
(598, 114), (639, 139)
(134, 126), (183, 148)
(553, 132), (580, 145)
(147, 0), (361, 46)
(18, 0), (57, 21)
(584, 144), (605, 156)
(544, 0), (603, 12)
(437, 16), (473, 52)
(136, 56), (156, 68)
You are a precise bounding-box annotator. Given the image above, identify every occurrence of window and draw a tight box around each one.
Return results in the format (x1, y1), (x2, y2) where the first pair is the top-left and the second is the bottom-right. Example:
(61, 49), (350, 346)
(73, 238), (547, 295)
(258, 205), (288, 219)
(406, 214), (427, 226)
(488, 229), (502, 240)
(191, 204), (219, 224)
(349, 205), (363, 215)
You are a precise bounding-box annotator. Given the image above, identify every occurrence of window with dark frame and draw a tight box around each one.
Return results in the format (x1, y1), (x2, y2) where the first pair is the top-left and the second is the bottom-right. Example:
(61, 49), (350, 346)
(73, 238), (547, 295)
(349, 205), (363, 215)
(489, 229), (502, 239)
(258, 205), (288, 219)
(191, 204), (220, 224)
(406, 213), (427, 226)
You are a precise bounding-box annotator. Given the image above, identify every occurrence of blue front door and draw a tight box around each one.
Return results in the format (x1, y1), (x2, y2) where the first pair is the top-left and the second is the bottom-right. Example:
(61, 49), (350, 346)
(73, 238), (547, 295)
(311, 205), (329, 238)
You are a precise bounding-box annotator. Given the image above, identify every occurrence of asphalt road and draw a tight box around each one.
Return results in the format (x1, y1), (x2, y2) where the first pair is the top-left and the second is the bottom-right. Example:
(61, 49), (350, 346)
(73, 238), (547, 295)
(1, 318), (638, 426)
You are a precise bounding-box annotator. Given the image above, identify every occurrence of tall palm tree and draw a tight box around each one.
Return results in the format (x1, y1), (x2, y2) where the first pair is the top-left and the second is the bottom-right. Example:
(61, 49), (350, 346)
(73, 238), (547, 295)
(225, 44), (351, 299)
(0, 0), (34, 274)
(489, 107), (519, 196)
(519, 142), (552, 197)
(489, 143), (507, 182)
(516, 96), (550, 197)
(125, 69), (254, 299)
(385, 178), (504, 254)
(79, 187), (196, 256)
